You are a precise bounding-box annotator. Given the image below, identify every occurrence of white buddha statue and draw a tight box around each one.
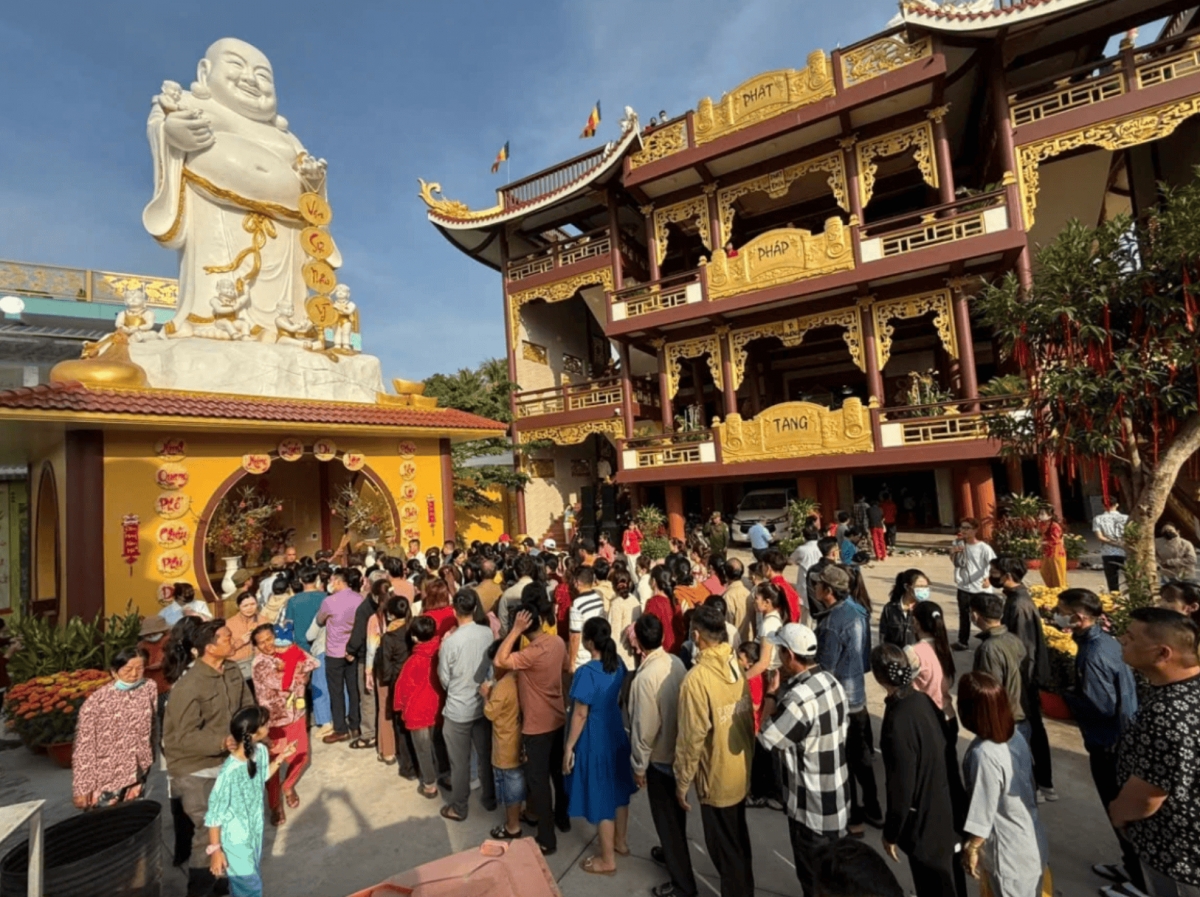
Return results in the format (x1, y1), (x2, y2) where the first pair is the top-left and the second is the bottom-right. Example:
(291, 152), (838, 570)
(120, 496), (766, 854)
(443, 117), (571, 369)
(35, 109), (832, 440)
(142, 37), (341, 336)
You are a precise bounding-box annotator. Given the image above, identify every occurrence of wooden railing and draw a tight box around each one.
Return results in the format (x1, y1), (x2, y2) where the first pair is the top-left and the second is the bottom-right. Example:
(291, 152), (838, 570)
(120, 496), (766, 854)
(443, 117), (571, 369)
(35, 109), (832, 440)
(0, 258), (178, 307)
(1008, 28), (1200, 128)
(876, 394), (1027, 447)
(621, 430), (717, 469)
(514, 376), (657, 419)
(859, 191), (1009, 262)
(506, 227), (612, 282)
(609, 269), (705, 321)
(501, 146), (609, 208)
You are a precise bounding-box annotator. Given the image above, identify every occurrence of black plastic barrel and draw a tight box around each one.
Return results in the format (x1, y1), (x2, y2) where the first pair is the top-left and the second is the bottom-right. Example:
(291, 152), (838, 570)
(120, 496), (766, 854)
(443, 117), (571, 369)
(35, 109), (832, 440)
(1, 799), (161, 897)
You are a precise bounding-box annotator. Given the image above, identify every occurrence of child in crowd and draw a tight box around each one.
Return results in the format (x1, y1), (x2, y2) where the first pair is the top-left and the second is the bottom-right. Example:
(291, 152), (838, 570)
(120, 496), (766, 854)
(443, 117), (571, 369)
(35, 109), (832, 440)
(206, 706), (295, 897)
(482, 640), (524, 840)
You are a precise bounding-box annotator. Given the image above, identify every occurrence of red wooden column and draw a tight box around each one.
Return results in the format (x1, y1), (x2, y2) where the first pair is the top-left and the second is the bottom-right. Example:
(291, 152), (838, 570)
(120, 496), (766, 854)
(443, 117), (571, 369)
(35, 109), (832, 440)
(928, 105), (955, 204)
(643, 204), (661, 282)
(948, 279), (979, 401)
(439, 438), (457, 544)
(654, 339), (673, 429)
(989, 58), (1034, 292)
(968, 464), (996, 539)
(1041, 455), (1065, 523)
(953, 466), (975, 523)
(666, 485), (685, 542)
(856, 297), (885, 406)
(606, 186), (625, 291)
(1005, 456), (1025, 496)
(617, 339), (635, 439)
(840, 135), (864, 265)
(704, 183), (722, 252)
(716, 326), (737, 418)
(818, 474), (841, 528)
(65, 430), (104, 622)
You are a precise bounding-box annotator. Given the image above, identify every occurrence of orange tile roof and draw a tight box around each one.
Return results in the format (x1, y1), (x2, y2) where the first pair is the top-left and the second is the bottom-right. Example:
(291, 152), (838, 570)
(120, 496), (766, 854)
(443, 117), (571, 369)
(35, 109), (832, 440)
(0, 381), (507, 431)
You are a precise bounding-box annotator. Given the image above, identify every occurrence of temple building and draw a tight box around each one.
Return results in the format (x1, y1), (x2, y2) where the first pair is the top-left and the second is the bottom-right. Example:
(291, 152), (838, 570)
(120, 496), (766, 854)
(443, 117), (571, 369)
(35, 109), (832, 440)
(422, 0), (1200, 543)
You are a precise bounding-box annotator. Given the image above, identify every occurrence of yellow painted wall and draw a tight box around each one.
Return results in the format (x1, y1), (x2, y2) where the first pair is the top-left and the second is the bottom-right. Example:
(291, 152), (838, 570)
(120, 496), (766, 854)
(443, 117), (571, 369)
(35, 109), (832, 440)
(457, 487), (517, 545)
(102, 431), (446, 618)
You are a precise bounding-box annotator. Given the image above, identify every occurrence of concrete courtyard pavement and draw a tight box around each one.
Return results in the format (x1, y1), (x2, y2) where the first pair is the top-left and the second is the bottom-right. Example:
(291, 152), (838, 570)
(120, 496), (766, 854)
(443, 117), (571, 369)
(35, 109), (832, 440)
(0, 550), (1118, 896)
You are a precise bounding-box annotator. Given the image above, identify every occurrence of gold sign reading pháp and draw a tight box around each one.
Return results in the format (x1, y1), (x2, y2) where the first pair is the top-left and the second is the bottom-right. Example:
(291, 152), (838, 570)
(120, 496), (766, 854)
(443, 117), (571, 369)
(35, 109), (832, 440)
(714, 399), (873, 463)
(302, 260), (337, 293)
(299, 192), (333, 226)
(300, 226), (336, 261)
(706, 220), (854, 300)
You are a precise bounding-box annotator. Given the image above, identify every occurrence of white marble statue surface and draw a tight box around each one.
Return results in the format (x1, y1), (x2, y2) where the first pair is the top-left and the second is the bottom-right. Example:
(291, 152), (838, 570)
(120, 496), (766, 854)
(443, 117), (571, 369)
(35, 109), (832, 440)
(129, 340), (385, 403)
(143, 37), (339, 336)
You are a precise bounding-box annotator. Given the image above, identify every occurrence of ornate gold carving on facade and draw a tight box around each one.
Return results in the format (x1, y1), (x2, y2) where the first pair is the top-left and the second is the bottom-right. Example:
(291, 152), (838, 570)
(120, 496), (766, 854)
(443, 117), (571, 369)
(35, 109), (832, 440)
(1015, 96), (1200, 228)
(654, 196), (711, 266)
(714, 399), (873, 463)
(855, 121), (937, 207)
(716, 152), (849, 247)
(507, 268), (614, 349)
(926, 104), (950, 124)
(840, 35), (932, 87)
(639, 204), (655, 217)
(0, 261), (179, 307)
(515, 417), (625, 446)
(417, 178), (502, 221)
(871, 290), (957, 370)
(729, 308), (864, 390)
(522, 341), (549, 365)
(665, 335), (723, 398)
(629, 121), (689, 170)
(706, 220), (854, 302)
(694, 51), (836, 146)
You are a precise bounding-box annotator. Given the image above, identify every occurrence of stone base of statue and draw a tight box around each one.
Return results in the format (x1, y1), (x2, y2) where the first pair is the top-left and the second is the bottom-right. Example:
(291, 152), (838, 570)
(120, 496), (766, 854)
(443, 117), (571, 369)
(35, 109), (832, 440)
(128, 339), (385, 403)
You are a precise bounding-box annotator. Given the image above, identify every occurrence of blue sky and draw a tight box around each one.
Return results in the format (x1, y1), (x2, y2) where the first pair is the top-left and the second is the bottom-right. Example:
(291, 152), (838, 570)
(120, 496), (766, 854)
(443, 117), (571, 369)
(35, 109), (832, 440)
(0, 0), (901, 381)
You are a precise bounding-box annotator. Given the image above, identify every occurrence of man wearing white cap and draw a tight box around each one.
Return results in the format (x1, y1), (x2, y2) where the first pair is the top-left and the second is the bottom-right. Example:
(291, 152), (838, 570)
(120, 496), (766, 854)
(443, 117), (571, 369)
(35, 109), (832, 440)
(758, 622), (851, 897)
(542, 538), (557, 552)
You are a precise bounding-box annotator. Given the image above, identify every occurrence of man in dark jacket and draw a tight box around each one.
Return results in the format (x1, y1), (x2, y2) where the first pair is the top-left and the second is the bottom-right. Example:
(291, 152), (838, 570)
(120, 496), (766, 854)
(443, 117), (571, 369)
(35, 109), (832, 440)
(163, 620), (252, 897)
(990, 556), (1055, 799)
(345, 577), (382, 751)
(969, 591), (1027, 726)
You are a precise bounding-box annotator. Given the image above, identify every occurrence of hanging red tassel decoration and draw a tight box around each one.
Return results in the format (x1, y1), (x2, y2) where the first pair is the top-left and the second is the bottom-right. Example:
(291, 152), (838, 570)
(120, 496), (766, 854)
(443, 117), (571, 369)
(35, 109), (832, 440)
(1099, 457), (1111, 509)
(1103, 305), (1114, 367)
(1184, 265), (1197, 333)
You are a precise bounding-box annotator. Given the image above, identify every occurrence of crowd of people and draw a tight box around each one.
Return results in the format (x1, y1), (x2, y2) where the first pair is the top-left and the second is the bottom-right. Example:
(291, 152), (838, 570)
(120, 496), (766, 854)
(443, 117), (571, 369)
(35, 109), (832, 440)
(59, 520), (1200, 897)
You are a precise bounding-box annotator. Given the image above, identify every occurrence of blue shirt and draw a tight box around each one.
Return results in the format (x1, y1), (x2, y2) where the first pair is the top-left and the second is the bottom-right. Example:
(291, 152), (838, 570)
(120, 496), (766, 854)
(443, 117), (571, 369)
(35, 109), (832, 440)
(749, 522), (771, 551)
(816, 598), (871, 710)
(282, 589), (326, 653)
(1065, 623), (1138, 749)
(839, 538), (858, 564)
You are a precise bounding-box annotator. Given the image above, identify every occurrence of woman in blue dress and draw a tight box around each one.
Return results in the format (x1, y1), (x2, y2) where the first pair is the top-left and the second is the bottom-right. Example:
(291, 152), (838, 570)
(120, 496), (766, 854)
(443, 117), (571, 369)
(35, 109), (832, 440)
(564, 617), (637, 876)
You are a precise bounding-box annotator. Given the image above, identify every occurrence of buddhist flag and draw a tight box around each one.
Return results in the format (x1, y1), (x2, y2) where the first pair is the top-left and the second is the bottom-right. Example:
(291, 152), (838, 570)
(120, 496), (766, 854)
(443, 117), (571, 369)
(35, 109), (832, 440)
(490, 141), (509, 174)
(580, 101), (601, 138)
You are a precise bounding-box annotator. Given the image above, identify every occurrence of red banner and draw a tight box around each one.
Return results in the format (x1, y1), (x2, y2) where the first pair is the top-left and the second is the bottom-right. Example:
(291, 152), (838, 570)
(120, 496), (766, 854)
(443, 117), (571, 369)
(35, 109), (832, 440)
(427, 496), (437, 526)
(122, 515), (141, 567)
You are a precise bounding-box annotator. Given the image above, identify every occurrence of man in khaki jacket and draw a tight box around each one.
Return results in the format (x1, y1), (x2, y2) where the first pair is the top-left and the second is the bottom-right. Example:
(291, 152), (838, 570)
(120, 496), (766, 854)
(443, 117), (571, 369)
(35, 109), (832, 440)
(674, 604), (755, 897)
(630, 614), (695, 897)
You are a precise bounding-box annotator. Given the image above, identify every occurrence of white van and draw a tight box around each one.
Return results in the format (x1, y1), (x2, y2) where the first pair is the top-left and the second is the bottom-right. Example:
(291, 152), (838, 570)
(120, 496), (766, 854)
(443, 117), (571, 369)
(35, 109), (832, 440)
(730, 488), (793, 544)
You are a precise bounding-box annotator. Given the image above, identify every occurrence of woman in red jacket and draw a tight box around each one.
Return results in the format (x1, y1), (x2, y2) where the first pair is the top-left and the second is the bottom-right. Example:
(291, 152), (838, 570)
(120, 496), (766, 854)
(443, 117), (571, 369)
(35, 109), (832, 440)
(642, 567), (682, 655)
(393, 615), (444, 798)
(418, 577), (458, 639)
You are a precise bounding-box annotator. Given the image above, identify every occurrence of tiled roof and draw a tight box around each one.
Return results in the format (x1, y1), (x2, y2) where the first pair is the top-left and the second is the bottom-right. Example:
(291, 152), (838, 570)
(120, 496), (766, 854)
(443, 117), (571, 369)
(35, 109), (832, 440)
(0, 381), (507, 431)
(901, 0), (1083, 26)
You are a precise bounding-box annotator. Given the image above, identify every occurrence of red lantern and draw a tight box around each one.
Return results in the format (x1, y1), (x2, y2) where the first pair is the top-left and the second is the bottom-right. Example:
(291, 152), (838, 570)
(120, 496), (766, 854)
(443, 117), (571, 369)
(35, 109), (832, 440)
(121, 515), (141, 570)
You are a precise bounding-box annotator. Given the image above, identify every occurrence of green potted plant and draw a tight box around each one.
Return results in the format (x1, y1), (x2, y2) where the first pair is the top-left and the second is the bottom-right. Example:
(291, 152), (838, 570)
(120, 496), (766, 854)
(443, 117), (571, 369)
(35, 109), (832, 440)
(1064, 532), (1086, 570)
(989, 493), (1049, 568)
(634, 505), (670, 560)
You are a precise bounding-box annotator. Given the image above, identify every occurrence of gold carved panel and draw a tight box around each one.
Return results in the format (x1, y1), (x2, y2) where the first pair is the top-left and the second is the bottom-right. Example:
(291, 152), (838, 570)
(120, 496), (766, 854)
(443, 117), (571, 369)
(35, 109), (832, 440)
(629, 121), (688, 170)
(714, 399), (873, 463)
(665, 334), (723, 398)
(706, 219), (853, 302)
(528, 457), (556, 479)
(871, 290), (957, 370)
(654, 196), (711, 266)
(840, 35), (932, 87)
(717, 152), (849, 247)
(730, 307), (864, 391)
(515, 417), (624, 446)
(507, 268), (614, 350)
(694, 51), (836, 145)
(522, 341), (549, 365)
(856, 120), (937, 207)
(1016, 95), (1200, 228)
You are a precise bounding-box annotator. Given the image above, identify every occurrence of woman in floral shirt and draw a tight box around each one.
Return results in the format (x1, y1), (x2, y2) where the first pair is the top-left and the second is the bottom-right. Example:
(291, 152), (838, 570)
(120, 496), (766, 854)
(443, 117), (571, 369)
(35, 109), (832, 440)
(72, 647), (157, 808)
(250, 624), (317, 825)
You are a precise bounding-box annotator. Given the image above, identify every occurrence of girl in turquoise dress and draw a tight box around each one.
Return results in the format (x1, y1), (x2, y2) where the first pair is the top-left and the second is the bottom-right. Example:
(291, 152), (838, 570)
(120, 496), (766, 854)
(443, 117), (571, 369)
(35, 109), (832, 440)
(206, 706), (296, 897)
(564, 617), (637, 876)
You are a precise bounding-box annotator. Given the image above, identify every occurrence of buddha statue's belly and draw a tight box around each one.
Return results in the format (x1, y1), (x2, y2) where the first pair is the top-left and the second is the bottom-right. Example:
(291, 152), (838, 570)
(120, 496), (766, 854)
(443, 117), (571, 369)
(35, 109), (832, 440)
(187, 130), (301, 209)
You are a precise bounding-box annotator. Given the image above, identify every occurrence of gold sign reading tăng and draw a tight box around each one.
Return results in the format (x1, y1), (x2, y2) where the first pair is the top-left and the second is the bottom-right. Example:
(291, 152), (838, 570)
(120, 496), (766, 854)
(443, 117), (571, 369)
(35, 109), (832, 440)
(714, 399), (873, 463)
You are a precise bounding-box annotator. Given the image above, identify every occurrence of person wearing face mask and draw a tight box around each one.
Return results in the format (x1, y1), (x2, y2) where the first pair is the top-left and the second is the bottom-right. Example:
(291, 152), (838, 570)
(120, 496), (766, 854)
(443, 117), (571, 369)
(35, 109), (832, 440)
(1052, 589), (1141, 894)
(72, 647), (158, 809)
(880, 569), (928, 648)
(988, 557), (1055, 802)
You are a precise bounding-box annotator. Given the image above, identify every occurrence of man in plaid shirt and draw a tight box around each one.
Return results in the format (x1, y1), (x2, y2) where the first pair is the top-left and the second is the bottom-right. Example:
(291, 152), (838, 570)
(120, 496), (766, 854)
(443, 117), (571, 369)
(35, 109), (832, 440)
(758, 622), (851, 897)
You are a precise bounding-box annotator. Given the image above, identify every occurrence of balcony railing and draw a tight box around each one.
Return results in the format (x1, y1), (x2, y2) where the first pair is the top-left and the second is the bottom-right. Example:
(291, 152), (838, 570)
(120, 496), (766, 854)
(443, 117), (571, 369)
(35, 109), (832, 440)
(506, 227), (613, 282)
(1008, 28), (1200, 128)
(859, 191), (1008, 262)
(514, 376), (656, 419)
(610, 269), (705, 321)
(621, 431), (717, 469)
(877, 395), (1027, 448)
(501, 146), (609, 208)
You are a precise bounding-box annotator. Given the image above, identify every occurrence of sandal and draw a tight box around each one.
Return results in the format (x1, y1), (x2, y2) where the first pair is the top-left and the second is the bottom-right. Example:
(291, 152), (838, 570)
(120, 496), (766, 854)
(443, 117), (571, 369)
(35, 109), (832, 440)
(580, 856), (616, 876)
(269, 807), (286, 826)
(284, 789), (300, 809)
(440, 805), (466, 822)
(520, 812), (540, 827)
(489, 824), (522, 840)
(419, 785), (440, 800)
(349, 737), (376, 750)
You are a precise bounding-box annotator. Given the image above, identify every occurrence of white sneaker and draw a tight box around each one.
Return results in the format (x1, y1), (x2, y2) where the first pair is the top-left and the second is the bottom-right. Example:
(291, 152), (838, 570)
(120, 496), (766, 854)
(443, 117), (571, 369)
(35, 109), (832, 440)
(1039, 787), (1059, 802)
(470, 778), (481, 791)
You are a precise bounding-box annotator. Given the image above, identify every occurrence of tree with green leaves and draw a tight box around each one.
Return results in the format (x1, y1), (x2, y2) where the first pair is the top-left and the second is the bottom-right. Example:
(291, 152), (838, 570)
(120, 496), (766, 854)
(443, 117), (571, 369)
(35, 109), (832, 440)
(977, 176), (1200, 602)
(423, 358), (528, 510)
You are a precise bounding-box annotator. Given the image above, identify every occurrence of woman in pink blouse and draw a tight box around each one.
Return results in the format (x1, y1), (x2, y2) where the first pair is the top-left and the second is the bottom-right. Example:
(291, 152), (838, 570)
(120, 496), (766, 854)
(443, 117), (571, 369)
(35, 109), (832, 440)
(72, 647), (157, 808)
(251, 624), (318, 824)
(910, 600), (968, 818)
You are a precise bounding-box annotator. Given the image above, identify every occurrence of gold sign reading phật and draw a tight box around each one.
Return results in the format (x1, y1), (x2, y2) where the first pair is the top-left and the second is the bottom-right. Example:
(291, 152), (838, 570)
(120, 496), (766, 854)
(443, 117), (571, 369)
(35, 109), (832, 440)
(706, 219), (854, 301)
(300, 192), (333, 226)
(714, 399), (873, 463)
(694, 51), (836, 145)
(301, 226), (335, 261)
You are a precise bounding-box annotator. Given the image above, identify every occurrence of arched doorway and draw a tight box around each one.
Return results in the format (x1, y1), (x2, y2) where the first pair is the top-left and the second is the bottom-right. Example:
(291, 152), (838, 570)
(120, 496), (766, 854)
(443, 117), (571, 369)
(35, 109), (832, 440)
(32, 463), (60, 620)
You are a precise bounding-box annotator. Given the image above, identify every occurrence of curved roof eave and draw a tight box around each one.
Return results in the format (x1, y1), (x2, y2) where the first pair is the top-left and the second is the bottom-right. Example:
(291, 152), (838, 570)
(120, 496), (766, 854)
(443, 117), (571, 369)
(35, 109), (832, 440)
(900, 0), (1099, 33)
